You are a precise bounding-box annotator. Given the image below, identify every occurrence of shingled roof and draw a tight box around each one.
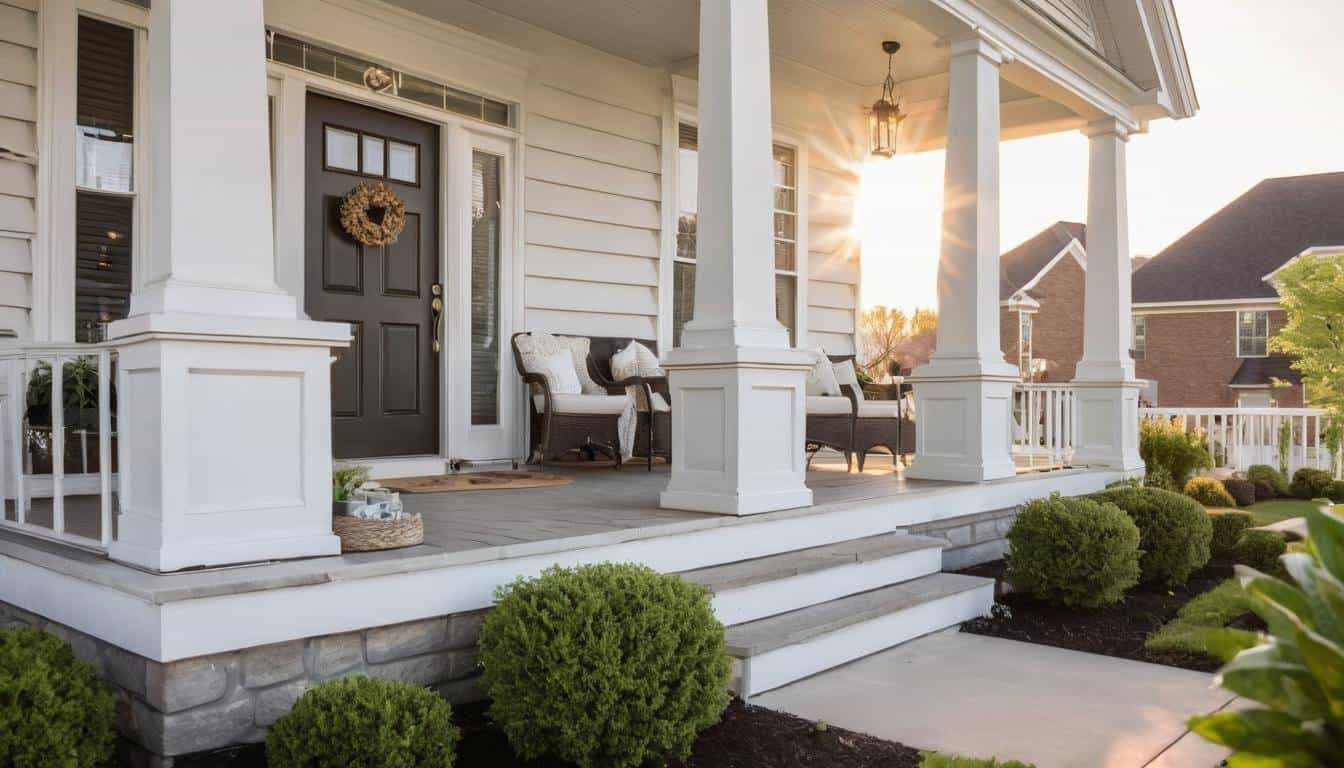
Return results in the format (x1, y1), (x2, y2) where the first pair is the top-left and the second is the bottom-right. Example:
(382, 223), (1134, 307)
(1133, 172), (1344, 304)
(1000, 221), (1085, 300)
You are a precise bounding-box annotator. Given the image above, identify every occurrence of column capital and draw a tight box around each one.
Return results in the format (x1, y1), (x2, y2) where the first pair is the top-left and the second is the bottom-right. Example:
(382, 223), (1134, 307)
(1082, 117), (1131, 141)
(942, 31), (1012, 66)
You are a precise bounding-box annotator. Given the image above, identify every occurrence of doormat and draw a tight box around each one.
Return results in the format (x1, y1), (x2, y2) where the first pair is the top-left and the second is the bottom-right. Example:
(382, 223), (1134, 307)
(380, 470), (573, 493)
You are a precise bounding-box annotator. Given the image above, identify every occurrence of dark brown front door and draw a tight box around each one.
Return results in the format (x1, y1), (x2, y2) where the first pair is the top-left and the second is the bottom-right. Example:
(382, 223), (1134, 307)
(306, 94), (439, 458)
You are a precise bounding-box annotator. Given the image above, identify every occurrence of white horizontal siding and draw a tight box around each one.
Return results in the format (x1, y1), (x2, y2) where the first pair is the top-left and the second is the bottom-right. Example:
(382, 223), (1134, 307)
(808, 279), (855, 310)
(808, 331), (855, 356)
(0, 1), (37, 338)
(809, 306), (855, 336)
(523, 83), (662, 338)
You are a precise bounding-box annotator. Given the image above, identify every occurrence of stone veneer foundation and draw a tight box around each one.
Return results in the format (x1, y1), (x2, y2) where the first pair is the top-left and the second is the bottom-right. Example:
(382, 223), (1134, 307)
(908, 506), (1019, 571)
(0, 601), (487, 767)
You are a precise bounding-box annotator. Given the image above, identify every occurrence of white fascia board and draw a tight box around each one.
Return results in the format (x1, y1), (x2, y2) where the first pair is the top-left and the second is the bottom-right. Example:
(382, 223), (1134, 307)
(1261, 245), (1344, 286)
(1132, 297), (1282, 314)
(1139, 0), (1199, 118)
(1011, 238), (1086, 296)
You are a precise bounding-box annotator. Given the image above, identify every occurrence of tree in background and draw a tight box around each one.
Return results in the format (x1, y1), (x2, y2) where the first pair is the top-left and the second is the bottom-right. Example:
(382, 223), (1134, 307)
(858, 306), (937, 380)
(1270, 252), (1344, 413)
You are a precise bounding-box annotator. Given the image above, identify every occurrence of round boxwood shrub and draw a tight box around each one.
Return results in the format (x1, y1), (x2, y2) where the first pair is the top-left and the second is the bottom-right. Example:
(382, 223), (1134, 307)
(1231, 529), (1287, 574)
(1143, 465), (1177, 492)
(0, 628), (115, 768)
(1207, 510), (1253, 560)
(266, 676), (458, 768)
(1289, 467), (1333, 500)
(1006, 495), (1141, 609)
(479, 563), (731, 768)
(1328, 479), (1344, 504)
(1246, 464), (1289, 498)
(1089, 487), (1212, 587)
(1183, 476), (1236, 508)
(1221, 477), (1257, 507)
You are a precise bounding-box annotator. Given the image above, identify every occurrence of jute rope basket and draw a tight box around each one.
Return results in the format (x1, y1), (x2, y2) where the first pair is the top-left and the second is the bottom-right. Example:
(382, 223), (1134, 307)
(332, 513), (424, 552)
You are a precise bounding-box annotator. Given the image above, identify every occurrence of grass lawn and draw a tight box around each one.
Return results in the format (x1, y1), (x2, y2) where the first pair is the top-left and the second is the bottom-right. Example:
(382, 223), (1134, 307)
(1207, 499), (1326, 526)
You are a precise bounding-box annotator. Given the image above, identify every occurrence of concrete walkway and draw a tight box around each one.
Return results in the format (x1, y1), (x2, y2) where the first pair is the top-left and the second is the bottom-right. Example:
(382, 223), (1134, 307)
(754, 631), (1234, 768)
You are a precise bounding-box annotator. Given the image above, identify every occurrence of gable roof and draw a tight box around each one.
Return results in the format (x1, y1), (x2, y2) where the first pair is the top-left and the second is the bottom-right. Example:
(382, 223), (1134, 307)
(1000, 221), (1085, 300)
(1230, 355), (1301, 388)
(1133, 172), (1344, 304)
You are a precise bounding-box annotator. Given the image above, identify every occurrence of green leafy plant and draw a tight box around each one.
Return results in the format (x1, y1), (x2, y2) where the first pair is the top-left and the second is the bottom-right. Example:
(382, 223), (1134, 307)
(1325, 422), (1344, 477)
(1140, 419), (1213, 488)
(478, 563), (731, 768)
(1006, 495), (1141, 608)
(1090, 487), (1212, 588)
(332, 465), (371, 502)
(266, 676), (458, 768)
(1290, 468), (1334, 501)
(1144, 465), (1178, 492)
(25, 358), (108, 430)
(1232, 529), (1288, 575)
(1185, 476), (1237, 508)
(1189, 507), (1344, 765)
(1327, 480), (1344, 504)
(1209, 510), (1254, 561)
(1223, 478), (1258, 507)
(919, 753), (1036, 768)
(1278, 420), (1293, 476)
(1248, 464), (1291, 499)
(0, 628), (115, 768)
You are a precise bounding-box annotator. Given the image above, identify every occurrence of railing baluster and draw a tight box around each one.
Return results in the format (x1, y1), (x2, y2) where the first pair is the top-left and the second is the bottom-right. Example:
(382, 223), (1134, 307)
(51, 356), (64, 538)
(98, 350), (111, 548)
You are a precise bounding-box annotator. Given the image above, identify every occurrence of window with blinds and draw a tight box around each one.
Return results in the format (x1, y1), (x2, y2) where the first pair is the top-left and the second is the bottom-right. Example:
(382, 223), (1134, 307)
(672, 123), (799, 346)
(75, 16), (137, 343)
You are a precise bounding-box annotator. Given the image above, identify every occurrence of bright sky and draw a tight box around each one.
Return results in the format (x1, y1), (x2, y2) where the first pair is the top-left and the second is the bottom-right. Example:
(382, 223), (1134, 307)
(857, 0), (1344, 313)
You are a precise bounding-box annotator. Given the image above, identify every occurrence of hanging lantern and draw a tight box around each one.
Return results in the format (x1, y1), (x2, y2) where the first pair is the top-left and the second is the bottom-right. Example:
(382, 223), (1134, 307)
(868, 41), (905, 158)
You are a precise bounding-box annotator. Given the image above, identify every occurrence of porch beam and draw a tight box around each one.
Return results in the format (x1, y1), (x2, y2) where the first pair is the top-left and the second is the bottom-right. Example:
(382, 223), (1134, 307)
(905, 34), (1019, 483)
(658, 0), (813, 516)
(1071, 117), (1144, 473)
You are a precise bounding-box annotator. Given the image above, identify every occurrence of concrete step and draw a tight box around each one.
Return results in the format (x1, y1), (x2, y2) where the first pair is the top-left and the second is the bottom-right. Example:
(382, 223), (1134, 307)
(682, 533), (945, 625)
(726, 573), (994, 697)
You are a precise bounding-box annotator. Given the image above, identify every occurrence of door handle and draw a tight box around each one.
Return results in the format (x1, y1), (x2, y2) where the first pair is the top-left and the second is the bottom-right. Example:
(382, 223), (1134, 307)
(431, 283), (444, 353)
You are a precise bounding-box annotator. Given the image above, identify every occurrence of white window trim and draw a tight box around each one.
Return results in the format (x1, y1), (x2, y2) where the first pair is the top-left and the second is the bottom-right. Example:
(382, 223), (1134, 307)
(1235, 309), (1270, 359)
(37, 0), (151, 343)
(1132, 314), (1146, 359)
(666, 106), (809, 349)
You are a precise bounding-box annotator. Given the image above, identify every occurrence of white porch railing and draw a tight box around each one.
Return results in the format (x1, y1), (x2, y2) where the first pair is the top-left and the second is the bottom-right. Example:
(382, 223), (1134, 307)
(1140, 407), (1342, 479)
(1012, 383), (1077, 470)
(0, 344), (118, 551)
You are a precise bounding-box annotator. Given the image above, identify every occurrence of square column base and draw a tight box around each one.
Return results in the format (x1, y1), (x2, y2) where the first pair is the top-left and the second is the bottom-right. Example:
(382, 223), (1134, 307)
(905, 360), (1019, 483)
(659, 347), (814, 516)
(106, 314), (350, 572)
(1071, 378), (1146, 476)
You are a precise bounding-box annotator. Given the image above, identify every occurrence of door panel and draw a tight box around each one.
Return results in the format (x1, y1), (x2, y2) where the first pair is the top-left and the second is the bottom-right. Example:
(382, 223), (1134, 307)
(305, 93), (440, 458)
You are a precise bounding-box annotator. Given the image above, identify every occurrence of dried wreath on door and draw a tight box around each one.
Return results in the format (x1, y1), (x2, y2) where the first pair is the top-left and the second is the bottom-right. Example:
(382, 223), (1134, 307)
(340, 181), (407, 246)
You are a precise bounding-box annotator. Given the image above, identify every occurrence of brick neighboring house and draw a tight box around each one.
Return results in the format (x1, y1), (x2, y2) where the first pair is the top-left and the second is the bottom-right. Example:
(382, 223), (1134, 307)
(999, 173), (1343, 406)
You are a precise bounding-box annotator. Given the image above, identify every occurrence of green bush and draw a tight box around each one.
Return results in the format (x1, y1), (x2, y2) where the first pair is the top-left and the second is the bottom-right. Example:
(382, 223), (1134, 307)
(1221, 478), (1257, 507)
(266, 676), (458, 768)
(479, 563), (730, 768)
(1143, 465), (1178, 492)
(1139, 419), (1212, 487)
(1144, 579), (1255, 657)
(1006, 496), (1141, 609)
(1328, 479), (1344, 503)
(1289, 467), (1333, 500)
(1231, 529), (1287, 574)
(1189, 507), (1344, 764)
(1089, 487), (1212, 588)
(1246, 464), (1289, 498)
(919, 753), (1036, 768)
(1183, 477), (1236, 508)
(0, 628), (115, 768)
(1207, 510), (1253, 560)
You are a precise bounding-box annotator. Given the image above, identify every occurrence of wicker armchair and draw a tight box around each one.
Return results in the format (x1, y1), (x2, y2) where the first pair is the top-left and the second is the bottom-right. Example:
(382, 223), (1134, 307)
(587, 337), (671, 471)
(830, 354), (914, 471)
(805, 395), (855, 469)
(511, 332), (629, 467)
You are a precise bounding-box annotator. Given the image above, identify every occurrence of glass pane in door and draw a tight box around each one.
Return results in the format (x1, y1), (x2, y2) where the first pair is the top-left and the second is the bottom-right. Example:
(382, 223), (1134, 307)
(470, 152), (502, 425)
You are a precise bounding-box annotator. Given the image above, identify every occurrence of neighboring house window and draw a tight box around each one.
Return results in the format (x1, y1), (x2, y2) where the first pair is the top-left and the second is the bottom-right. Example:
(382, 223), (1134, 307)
(1132, 315), (1147, 360)
(1237, 310), (1269, 357)
(672, 123), (798, 346)
(1017, 312), (1032, 376)
(75, 16), (137, 343)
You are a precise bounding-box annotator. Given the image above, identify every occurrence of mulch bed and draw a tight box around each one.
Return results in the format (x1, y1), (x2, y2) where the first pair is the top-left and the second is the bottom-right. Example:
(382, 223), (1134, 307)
(958, 559), (1235, 673)
(174, 698), (923, 768)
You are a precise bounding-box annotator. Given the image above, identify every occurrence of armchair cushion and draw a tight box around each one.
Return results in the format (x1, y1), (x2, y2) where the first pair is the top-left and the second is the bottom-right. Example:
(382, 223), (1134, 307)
(805, 349), (842, 396)
(857, 401), (902, 419)
(533, 393), (630, 415)
(516, 331), (604, 395)
(832, 359), (865, 403)
(806, 395), (852, 416)
(532, 349), (582, 395)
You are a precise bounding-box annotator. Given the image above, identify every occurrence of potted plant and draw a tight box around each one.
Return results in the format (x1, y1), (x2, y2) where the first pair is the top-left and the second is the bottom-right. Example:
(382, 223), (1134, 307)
(24, 358), (116, 475)
(332, 465), (371, 517)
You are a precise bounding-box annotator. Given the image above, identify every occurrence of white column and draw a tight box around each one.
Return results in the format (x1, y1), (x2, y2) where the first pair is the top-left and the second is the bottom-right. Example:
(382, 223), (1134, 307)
(1072, 118), (1144, 474)
(107, 0), (347, 571)
(659, 0), (813, 515)
(905, 35), (1019, 483)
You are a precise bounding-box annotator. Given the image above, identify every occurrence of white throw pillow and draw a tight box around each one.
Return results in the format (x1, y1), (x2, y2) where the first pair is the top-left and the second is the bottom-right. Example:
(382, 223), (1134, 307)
(534, 349), (582, 396)
(561, 335), (606, 395)
(611, 341), (665, 411)
(805, 349), (842, 397)
(831, 359), (864, 403)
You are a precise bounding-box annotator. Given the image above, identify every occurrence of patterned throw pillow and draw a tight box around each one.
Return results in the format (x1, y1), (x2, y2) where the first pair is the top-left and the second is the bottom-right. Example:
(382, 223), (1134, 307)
(561, 335), (607, 395)
(533, 349), (582, 396)
(611, 341), (666, 411)
(831, 359), (864, 402)
(804, 349), (841, 397)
